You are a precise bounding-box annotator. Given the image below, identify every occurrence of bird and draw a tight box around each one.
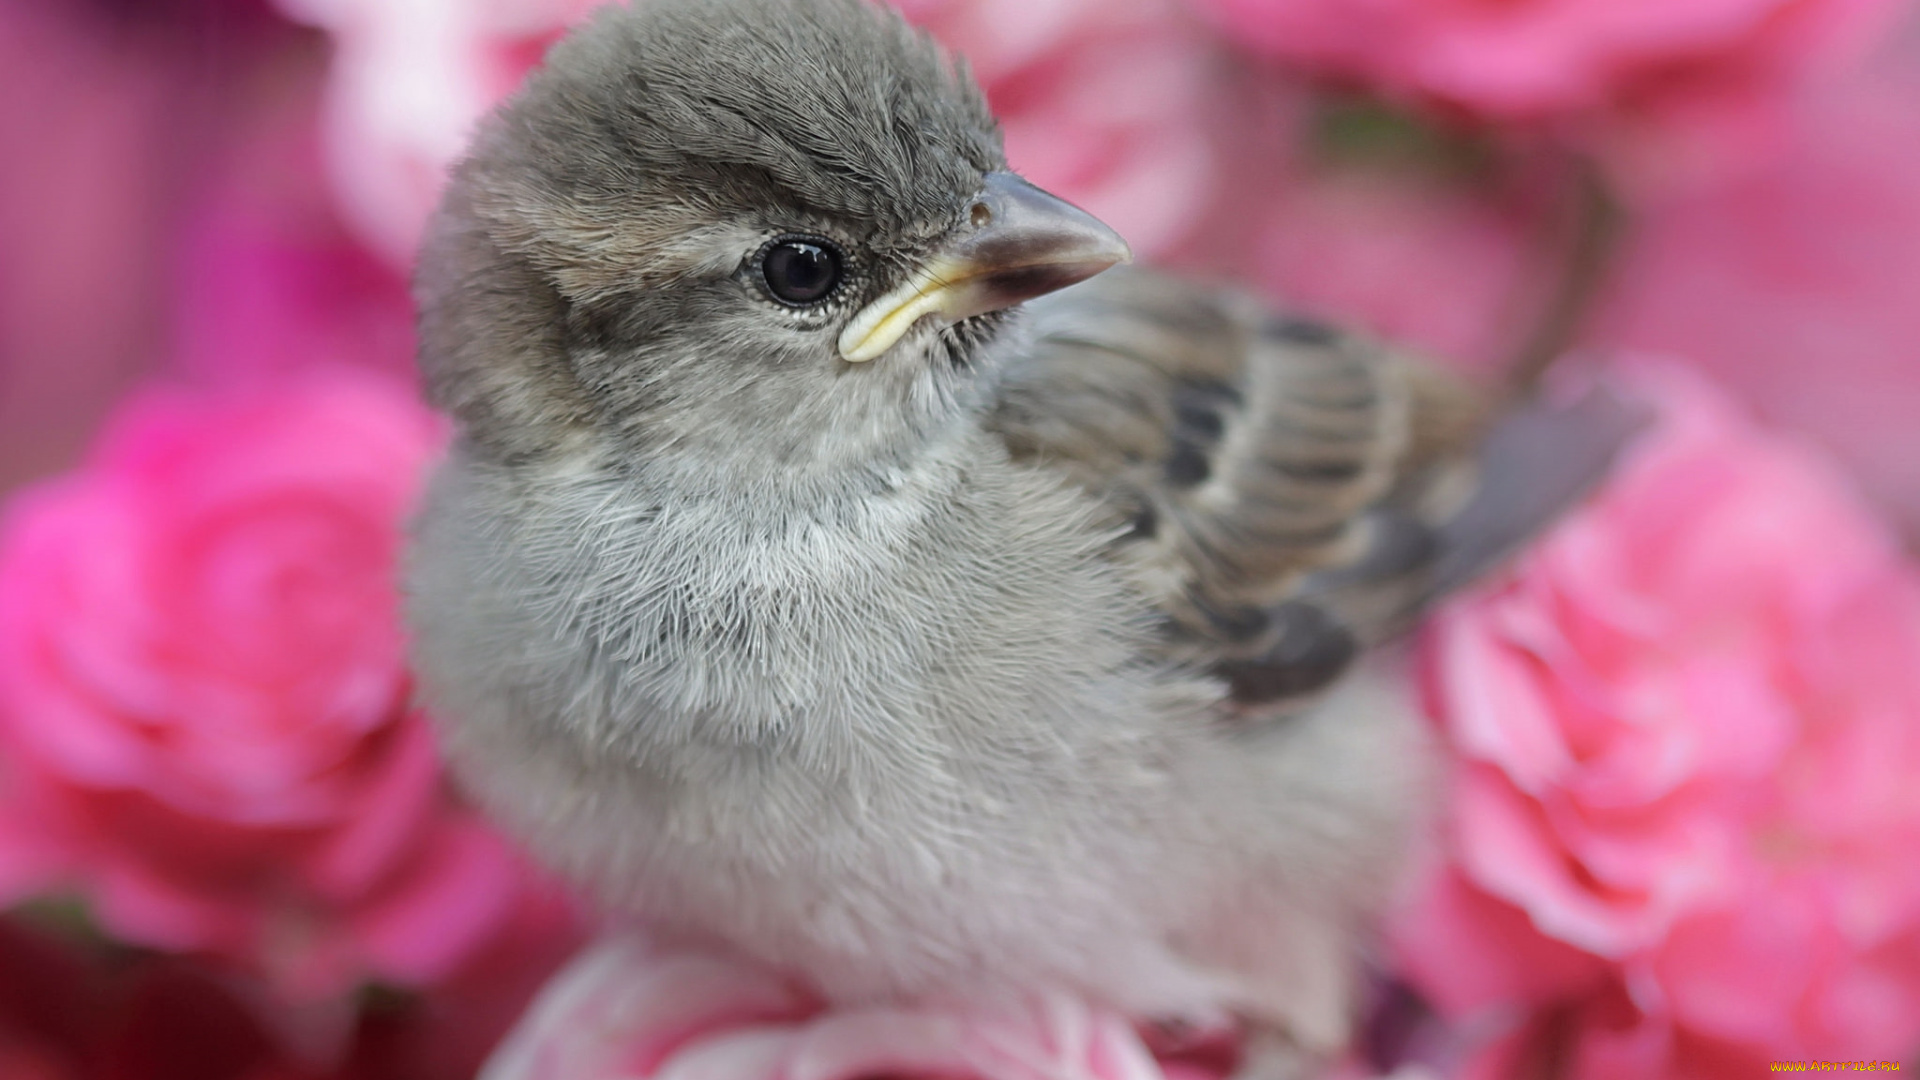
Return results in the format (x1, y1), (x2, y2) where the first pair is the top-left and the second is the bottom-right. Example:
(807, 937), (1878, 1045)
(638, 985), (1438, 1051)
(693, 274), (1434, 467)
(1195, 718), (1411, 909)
(403, 0), (1639, 1072)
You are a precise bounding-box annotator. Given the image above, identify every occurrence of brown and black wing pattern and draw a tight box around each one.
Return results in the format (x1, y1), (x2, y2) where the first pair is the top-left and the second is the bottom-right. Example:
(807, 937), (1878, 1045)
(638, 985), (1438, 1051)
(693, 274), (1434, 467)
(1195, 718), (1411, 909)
(989, 267), (1640, 709)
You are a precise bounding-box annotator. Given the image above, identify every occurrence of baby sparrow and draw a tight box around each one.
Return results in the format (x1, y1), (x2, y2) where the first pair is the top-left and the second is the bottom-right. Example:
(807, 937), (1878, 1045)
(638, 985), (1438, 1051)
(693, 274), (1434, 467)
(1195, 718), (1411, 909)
(406, 0), (1637, 1072)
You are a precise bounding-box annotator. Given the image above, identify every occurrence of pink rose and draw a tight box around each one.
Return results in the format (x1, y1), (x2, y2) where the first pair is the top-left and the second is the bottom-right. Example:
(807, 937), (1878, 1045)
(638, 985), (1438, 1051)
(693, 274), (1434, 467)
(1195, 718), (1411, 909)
(0, 374), (552, 1005)
(1191, 0), (1903, 127)
(484, 934), (1248, 1080)
(479, 935), (1461, 1080)
(1393, 363), (1920, 1076)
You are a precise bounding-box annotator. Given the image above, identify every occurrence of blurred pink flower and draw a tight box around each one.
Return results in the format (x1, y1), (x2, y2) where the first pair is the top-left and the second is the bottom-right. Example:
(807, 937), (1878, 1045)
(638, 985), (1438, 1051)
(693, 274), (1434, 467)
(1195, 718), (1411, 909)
(166, 32), (421, 385)
(1191, 0), (1903, 129)
(1393, 364), (1920, 1076)
(173, 199), (418, 385)
(893, 0), (1223, 257)
(170, 151), (422, 384)
(0, 0), (214, 493)
(272, 0), (599, 264)
(485, 934), (1233, 1080)
(1591, 50), (1920, 536)
(1247, 168), (1541, 373)
(0, 0), (417, 490)
(0, 373), (556, 1005)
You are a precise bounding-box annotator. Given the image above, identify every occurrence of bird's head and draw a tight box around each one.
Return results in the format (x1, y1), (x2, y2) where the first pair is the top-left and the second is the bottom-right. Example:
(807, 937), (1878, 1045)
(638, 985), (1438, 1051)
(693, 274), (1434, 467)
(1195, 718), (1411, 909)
(417, 0), (1129, 482)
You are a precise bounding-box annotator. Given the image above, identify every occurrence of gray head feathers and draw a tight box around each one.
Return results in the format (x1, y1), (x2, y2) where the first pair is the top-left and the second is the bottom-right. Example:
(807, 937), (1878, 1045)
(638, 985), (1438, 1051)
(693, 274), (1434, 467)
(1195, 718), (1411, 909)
(467, 0), (1004, 265)
(414, 0), (1013, 468)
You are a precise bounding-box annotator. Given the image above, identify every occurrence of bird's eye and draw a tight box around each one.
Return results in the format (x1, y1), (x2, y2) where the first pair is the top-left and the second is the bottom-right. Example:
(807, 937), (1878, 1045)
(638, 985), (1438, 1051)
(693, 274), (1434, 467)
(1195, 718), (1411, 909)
(759, 237), (844, 306)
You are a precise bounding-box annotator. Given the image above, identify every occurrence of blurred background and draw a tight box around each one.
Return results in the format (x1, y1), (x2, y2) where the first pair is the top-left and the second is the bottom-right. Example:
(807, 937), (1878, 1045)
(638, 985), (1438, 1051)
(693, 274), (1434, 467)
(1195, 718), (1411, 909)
(2, 0), (1919, 1077)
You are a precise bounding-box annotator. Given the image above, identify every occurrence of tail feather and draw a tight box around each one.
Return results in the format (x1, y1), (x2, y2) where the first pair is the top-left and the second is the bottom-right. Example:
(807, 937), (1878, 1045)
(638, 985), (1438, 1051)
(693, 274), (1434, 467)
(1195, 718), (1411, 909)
(1424, 379), (1650, 603)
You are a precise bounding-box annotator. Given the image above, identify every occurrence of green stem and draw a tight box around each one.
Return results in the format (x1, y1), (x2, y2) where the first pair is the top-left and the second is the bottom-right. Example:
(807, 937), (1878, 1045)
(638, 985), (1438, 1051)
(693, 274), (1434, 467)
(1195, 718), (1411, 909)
(1503, 160), (1623, 397)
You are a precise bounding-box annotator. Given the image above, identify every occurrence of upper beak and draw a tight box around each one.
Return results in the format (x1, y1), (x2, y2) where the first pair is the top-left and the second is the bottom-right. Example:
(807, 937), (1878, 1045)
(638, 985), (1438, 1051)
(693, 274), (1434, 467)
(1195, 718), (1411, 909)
(837, 172), (1132, 363)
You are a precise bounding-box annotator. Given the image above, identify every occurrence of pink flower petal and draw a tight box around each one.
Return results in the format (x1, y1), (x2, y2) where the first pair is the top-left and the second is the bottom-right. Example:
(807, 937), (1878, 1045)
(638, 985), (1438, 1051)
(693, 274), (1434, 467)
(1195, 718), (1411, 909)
(350, 818), (522, 988)
(1402, 363), (1920, 1071)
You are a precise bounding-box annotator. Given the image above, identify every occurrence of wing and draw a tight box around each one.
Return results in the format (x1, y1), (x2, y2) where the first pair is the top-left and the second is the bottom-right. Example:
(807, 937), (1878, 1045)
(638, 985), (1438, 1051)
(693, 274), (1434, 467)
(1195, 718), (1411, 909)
(988, 267), (1642, 710)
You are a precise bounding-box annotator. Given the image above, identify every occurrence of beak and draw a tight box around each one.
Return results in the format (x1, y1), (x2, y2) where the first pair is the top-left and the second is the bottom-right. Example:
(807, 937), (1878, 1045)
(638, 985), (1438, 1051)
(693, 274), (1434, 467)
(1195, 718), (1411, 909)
(838, 172), (1132, 363)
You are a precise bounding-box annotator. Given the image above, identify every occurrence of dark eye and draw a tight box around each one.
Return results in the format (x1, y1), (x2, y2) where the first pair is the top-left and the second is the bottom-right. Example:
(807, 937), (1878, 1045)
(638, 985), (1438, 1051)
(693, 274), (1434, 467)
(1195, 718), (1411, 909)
(759, 237), (843, 306)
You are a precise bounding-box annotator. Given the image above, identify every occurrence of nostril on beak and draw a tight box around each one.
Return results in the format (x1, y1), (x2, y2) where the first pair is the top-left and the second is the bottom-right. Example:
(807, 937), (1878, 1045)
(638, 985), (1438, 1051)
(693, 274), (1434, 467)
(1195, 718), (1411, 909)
(970, 201), (993, 229)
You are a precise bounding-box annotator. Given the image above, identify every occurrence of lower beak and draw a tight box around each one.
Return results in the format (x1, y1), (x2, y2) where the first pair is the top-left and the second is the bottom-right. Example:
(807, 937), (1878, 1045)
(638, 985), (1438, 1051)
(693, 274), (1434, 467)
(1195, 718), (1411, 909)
(837, 172), (1132, 363)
